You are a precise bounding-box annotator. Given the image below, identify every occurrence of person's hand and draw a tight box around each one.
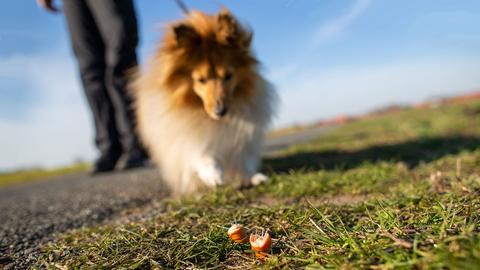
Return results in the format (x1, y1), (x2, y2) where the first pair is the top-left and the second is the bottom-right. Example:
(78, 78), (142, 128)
(36, 0), (60, 13)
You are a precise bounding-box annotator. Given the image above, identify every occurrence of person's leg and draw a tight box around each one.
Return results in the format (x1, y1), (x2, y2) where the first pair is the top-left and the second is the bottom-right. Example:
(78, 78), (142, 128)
(62, 0), (122, 172)
(86, 0), (148, 169)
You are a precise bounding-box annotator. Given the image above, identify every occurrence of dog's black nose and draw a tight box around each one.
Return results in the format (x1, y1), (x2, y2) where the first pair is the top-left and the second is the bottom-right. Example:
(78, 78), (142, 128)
(215, 106), (228, 117)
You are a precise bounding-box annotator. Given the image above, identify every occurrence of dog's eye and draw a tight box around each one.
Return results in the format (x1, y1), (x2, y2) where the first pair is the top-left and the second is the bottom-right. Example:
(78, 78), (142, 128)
(224, 73), (232, 81)
(198, 77), (207, 84)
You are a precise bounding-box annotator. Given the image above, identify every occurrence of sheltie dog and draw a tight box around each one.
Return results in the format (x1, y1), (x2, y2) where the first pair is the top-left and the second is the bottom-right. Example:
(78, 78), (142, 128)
(132, 9), (277, 195)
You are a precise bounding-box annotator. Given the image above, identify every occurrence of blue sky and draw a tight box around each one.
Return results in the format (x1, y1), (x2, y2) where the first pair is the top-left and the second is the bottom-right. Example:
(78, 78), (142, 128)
(1, 0), (480, 170)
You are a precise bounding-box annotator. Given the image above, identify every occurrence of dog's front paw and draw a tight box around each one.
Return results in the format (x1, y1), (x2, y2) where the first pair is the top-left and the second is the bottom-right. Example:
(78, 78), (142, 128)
(198, 167), (224, 187)
(251, 173), (269, 186)
(196, 157), (224, 187)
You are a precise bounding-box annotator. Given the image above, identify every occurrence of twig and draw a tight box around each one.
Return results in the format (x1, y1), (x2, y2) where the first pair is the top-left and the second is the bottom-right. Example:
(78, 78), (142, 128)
(381, 231), (413, 249)
(309, 217), (327, 235)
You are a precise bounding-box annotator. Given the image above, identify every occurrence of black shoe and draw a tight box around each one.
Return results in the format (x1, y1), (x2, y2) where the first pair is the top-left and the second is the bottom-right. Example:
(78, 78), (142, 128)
(116, 150), (148, 171)
(91, 152), (121, 175)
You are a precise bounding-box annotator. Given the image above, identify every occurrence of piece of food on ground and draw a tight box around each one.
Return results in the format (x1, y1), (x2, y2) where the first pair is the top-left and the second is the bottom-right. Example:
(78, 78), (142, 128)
(249, 231), (272, 259)
(227, 224), (248, 244)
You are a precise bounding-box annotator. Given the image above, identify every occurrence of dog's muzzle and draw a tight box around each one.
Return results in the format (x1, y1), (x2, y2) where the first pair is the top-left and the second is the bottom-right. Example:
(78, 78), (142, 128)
(214, 105), (228, 118)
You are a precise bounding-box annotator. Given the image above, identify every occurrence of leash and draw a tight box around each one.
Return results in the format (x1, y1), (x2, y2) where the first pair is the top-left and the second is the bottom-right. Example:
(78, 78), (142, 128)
(174, 0), (190, 14)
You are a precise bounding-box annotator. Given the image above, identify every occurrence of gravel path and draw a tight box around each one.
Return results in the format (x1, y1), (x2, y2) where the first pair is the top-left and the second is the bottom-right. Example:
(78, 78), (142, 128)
(0, 125), (332, 269)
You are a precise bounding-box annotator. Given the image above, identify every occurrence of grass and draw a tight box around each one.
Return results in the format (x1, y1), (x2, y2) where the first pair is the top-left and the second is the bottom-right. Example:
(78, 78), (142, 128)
(0, 163), (89, 188)
(36, 101), (480, 269)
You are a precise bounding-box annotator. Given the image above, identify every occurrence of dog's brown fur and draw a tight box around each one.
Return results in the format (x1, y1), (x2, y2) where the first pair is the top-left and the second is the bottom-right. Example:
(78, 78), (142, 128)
(132, 9), (277, 194)
(144, 9), (258, 113)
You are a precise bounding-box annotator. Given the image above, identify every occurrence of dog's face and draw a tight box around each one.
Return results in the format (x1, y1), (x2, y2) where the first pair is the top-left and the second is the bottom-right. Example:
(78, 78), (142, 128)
(191, 60), (235, 119)
(161, 9), (257, 120)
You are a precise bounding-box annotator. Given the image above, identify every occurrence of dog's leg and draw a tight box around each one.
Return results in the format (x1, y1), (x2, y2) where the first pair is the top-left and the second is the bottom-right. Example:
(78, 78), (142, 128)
(250, 172), (268, 186)
(239, 155), (269, 188)
(194, 156), (224, 187)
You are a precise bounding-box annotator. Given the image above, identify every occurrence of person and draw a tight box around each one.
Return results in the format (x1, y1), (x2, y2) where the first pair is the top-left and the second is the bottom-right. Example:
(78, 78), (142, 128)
(37, 0), (148, 173)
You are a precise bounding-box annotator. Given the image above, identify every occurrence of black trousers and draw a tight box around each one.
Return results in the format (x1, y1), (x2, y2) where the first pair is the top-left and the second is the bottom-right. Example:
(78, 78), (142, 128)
(62, 0), (142, 158)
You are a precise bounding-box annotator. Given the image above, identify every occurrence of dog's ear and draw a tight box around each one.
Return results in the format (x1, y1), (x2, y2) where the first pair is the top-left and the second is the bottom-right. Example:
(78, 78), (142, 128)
(217, 8), (236, 41)
(173, 23), (200, 47)
(216, 8), (252, 49)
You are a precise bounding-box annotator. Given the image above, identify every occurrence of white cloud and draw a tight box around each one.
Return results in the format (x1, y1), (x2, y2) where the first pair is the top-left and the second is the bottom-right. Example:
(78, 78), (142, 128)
(0, 50), (96, 171)
(265, 0), (375, 101)
(314, 0), (372, 46)
(272, 54), (480, 127)
(4, 50), (475, 170)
